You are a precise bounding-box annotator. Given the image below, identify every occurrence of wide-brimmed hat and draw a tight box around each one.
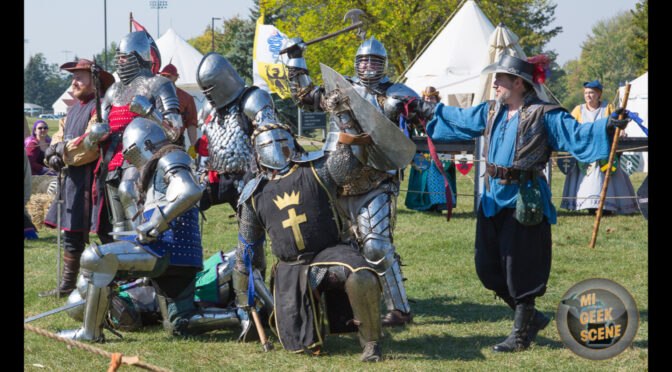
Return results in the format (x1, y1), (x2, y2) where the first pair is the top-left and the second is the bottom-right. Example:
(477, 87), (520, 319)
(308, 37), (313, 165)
(481, 54), (550, 97)
(421, 86), (439, 98)
(60, 59), (115, 93)
(159, 63), (179, 78)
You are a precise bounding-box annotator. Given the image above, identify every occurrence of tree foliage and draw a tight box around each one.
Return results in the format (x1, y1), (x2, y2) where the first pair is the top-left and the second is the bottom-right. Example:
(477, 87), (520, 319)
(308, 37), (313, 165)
(558, 11), (639, 109)
(24, 53), (71, 109)
(627, 0), (647, 75)
(263, 0), (561, 85)
(94, 41), (118, 74)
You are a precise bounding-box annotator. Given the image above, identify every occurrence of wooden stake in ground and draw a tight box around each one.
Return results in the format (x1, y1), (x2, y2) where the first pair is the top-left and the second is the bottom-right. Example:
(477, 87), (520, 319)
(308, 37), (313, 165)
(589, 84), (631, 248)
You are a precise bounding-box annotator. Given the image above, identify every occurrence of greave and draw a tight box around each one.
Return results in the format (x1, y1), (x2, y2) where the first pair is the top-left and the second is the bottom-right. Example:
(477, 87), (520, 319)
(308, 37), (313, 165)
(380, 260), (410, 314)
(344, 270), (382, 348)
(106, 184), (132, 232)
(81, 282), (111, 341)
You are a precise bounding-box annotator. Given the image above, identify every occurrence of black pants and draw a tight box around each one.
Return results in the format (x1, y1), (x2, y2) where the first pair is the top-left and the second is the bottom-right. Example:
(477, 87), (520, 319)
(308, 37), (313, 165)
(64, 209), (114, 254)
(474, 206), (552, 304)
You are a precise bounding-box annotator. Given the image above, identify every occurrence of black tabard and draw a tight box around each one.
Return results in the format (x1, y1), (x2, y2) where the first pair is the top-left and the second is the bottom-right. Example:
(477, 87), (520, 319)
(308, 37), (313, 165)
(44, 100), (96, 232)
(252, 163), (341, 261)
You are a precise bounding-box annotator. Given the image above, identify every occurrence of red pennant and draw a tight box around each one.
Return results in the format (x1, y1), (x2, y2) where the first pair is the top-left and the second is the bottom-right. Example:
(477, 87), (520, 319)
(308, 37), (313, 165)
(456, 162), (473, 175)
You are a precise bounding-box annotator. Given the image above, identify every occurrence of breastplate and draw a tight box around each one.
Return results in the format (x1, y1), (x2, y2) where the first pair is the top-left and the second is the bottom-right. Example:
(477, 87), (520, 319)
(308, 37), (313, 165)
(203, 106), (253, 174)
(110, 73), (158, 107)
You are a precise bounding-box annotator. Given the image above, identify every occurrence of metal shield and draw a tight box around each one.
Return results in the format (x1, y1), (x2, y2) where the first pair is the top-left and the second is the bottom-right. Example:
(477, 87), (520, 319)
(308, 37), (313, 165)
(320, 63), (415, 171)
(556, 155), (576, 175)
(636, 175), (648, 220)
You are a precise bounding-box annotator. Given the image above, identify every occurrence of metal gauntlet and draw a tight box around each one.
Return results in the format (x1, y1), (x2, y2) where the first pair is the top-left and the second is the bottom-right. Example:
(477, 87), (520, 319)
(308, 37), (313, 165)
(84, 122), (111, 151)
(129, 95), (182, 142)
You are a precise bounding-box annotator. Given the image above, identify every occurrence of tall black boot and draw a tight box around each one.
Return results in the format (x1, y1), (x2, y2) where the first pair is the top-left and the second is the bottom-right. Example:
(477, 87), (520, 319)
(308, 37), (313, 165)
(39, 250), (82, 297)
(492, 302), (535, 352)
(496, 292), (549, 346)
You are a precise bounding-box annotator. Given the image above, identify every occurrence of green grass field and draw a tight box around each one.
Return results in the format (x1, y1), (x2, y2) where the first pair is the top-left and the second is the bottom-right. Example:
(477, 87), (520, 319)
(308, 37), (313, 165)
(24, 145), (648, 371)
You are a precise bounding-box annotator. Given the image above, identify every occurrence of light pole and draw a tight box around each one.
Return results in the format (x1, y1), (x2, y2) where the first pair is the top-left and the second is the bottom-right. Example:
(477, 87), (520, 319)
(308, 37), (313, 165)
(149, 0), (168, 38)
(211, 17), (221, 52)
(104, 0), (107, 70)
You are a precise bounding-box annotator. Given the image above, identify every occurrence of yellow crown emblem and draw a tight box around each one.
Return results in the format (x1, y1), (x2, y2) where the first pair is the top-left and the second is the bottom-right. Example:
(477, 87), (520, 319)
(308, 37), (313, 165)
(273, 190), (301, 210)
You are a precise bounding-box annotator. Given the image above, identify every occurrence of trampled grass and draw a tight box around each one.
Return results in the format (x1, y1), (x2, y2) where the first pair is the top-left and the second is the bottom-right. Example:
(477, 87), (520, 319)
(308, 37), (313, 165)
(24, 165), (648, 371)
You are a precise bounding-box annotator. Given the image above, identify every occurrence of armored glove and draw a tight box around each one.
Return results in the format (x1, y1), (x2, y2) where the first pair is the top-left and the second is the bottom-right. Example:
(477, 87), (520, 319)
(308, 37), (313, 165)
(135, 207), (170, 244)
(84, 122), (111, 151)
(283, 37), (307, 59)
(606, 108), (631, 136)
(45, 142), (66, 171)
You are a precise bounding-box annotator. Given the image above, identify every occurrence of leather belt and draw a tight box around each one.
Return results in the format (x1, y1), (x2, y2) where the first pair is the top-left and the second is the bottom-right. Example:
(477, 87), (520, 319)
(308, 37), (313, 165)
(278, 252), (315, 266)
(485, 163), (543, 185)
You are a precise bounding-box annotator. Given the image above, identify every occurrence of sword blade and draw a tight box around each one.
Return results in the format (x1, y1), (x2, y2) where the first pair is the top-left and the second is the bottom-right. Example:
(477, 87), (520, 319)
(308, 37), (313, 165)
(109, 231), (137, 237)
(24, 299), (86, 323)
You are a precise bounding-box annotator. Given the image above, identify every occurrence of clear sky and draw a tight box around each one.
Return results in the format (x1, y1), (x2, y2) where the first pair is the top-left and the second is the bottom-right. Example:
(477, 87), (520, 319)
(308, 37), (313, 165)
(24, 0), (641, 68)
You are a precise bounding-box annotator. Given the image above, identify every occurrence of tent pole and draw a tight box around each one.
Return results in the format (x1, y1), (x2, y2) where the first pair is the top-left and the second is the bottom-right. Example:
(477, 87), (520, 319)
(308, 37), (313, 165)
(395, 0), (469, 83)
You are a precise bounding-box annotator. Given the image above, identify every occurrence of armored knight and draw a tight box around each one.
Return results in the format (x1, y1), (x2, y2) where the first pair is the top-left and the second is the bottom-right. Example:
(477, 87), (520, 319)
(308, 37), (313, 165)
(57, 118), (270, 342)
(85, 31), (184, 235)
(283, 36), (418, 326)
(232, 111), (383, 362)
(195, 52), (278, 211)
(64, 248), (273, 338)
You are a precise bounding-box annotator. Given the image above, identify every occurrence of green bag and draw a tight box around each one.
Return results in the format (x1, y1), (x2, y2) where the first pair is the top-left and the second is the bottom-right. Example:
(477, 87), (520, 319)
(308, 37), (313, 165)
(514, 171), (544, 226)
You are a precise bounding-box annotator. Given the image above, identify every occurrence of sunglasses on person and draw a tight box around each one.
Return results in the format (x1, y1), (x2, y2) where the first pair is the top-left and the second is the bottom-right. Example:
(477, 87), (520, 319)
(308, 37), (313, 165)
(36, 127), (48, 130)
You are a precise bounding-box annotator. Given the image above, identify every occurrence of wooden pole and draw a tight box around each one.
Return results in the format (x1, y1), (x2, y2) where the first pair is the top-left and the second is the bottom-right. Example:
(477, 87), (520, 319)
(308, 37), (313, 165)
(589, 84), (631, 248)
(250, 308), (273, 352)
(129, 12), (133, 33)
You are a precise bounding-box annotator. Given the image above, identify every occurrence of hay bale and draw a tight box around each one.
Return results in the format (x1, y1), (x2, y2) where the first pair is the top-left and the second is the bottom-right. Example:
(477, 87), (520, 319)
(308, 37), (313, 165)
(26, 193), (55, 229)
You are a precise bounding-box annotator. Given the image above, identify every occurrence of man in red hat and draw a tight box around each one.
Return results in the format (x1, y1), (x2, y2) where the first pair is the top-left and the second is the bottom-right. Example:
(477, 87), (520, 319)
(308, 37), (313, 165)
(159, 63), (198, 157)
(40, 59), (116, 297)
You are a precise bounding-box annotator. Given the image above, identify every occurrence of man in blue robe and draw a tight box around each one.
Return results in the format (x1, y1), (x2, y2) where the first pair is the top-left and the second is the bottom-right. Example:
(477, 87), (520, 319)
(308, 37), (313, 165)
(399, 54), (632, 352)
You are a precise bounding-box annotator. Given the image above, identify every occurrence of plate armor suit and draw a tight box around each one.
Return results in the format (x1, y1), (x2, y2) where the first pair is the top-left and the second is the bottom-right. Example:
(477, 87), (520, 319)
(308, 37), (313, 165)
(195, 52), (279, 211)
(85, 31), (184, 234)
(284, 36), (419, 325)
(233, 112), (383, 361)
(57, 118), (271, 342)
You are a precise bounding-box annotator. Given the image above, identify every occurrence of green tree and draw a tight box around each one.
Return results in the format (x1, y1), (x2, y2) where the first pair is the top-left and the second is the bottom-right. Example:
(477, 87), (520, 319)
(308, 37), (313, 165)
(24, 53), (71, 109)
(627, 0), (647, 75)
(264, 0), (561, 85)
(94, 41), (118, 73)
(560, 11), (639, 109)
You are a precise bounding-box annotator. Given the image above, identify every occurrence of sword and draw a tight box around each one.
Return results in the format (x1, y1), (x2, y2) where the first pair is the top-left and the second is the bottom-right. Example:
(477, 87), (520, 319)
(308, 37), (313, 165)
(24, 299), (86, 323)
(55, 169), (64, 299)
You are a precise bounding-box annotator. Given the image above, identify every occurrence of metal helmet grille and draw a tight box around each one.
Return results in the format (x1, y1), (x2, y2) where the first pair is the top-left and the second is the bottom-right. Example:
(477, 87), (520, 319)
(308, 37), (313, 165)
(355, 54), (386, 86)
(196, 52), (246, 109)
(354, 37), (387, 86)
(122, 117), (168, 168)
(115, 51), (141, 85)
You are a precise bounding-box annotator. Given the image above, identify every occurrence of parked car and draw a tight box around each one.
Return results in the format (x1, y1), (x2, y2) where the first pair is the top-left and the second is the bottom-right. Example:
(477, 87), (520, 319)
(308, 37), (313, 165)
(38, 114), (59, 119)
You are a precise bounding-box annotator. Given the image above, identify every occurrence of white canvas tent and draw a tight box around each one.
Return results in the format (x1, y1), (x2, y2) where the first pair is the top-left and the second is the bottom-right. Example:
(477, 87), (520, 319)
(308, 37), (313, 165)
(619, 72), (648, 172)
(52, 88), (76, 115)
(401, 0), (495, 107)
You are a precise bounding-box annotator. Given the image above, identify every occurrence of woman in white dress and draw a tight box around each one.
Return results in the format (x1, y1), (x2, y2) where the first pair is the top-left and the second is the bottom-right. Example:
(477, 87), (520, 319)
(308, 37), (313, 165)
(560, 80), (638, 215)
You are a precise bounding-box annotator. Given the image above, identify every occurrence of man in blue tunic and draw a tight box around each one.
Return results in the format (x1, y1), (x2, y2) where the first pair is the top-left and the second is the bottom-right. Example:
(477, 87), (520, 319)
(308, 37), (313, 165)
(398, 54), (632, 352)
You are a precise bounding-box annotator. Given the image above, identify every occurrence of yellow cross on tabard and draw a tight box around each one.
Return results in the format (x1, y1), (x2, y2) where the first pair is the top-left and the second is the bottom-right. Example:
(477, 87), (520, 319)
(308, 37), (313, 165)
(282, 208), (307, 251)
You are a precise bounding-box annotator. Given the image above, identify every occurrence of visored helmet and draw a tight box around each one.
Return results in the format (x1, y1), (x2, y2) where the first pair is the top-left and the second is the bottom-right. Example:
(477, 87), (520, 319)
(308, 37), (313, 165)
(251, 120), (296, 171)
(122, 117), (169, 168)
(116, 31), (157, 84)
(196, 52), (246, 109)
(354, 37), (387, 87)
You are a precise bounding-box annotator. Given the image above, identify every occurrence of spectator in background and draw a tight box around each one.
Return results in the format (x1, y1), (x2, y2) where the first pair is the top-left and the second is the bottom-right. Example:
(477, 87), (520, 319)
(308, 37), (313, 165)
(405, 86), (457, 213)
(24, 120), (56, 175)
(159, 63), (198, 157)
(560, 79), (638, 215)
(24, 148), (38, 240)
(39, 59), (116, 297)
